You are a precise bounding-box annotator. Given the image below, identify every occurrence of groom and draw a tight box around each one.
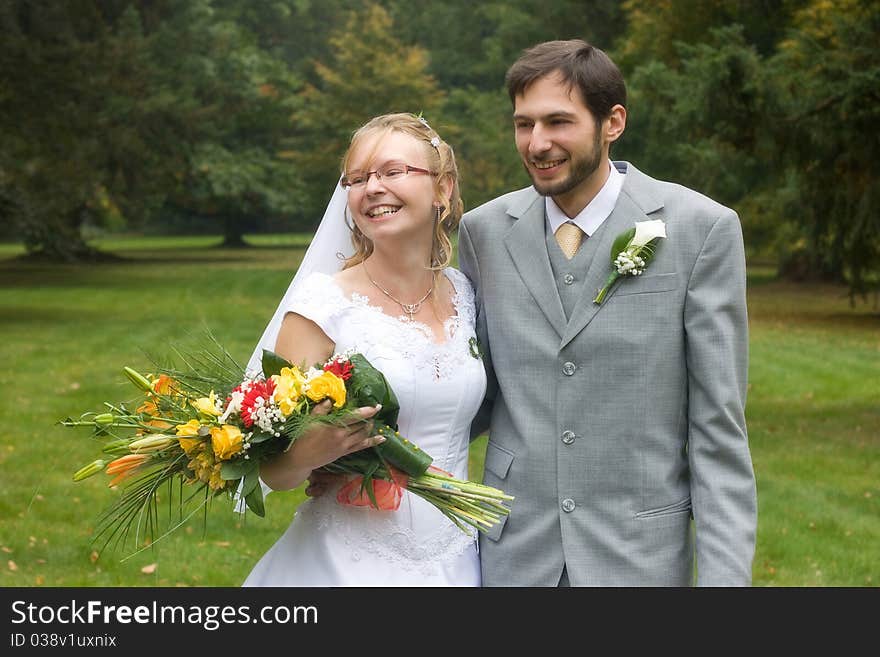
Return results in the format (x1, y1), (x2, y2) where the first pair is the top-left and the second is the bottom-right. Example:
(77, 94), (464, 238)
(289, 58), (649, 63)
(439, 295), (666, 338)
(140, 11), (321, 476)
(458, 40), (757, 586)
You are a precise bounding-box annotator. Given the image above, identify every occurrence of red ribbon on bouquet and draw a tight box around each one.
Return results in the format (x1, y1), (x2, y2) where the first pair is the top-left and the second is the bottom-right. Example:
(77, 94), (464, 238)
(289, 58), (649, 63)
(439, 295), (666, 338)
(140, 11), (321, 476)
(335, 464), (456, 510)
(336, 466), (410, 510)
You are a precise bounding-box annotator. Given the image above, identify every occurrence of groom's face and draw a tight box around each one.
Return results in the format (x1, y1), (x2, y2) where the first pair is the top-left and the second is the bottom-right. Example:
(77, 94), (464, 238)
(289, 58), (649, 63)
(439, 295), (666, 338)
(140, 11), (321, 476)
(513, 73), (605, 201)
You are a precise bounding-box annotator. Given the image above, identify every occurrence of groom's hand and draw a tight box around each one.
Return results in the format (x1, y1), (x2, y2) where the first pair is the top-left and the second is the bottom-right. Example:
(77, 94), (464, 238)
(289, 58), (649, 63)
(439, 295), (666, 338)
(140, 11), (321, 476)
(305, 470), (344, 498)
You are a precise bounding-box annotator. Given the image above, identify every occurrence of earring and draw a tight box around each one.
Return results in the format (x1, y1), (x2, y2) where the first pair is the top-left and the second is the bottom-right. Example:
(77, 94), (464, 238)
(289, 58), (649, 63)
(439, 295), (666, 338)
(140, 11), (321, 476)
(434, 204), (444, 222)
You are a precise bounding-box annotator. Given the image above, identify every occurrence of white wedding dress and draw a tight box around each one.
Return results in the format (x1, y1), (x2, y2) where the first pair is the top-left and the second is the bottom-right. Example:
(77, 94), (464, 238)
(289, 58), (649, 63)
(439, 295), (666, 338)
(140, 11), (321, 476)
(242, 267), (486, 587)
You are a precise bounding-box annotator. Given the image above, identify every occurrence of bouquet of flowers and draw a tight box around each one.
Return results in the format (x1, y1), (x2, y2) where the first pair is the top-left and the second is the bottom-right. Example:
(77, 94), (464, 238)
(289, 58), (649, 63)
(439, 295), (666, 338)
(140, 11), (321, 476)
(62, 339), (513, 555)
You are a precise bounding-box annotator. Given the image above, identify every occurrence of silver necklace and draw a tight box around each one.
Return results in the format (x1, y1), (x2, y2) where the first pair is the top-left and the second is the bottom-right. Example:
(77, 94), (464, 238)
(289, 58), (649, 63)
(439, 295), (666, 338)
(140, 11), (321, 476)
(363, 263), (434, 321)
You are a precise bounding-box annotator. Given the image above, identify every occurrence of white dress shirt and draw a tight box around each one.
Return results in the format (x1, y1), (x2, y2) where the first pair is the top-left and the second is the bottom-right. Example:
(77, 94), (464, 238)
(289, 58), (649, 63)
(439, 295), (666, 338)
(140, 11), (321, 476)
(545, 160), (625, 239)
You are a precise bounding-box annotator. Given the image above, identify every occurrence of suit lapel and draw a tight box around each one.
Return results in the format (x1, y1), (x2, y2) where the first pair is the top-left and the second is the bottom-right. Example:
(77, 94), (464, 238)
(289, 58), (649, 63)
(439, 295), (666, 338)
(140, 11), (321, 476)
(560, 163), (664, 349)
(503, 191), (568, 339)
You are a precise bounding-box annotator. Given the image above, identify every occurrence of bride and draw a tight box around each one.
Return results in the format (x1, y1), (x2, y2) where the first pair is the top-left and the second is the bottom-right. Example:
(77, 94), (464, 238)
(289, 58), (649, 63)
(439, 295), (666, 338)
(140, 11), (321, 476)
(241, 113), (486, 586)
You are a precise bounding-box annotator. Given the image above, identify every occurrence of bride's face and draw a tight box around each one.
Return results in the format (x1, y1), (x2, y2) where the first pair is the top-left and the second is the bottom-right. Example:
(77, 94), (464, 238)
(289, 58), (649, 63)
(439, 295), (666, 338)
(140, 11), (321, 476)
(344, 130), (438, 246)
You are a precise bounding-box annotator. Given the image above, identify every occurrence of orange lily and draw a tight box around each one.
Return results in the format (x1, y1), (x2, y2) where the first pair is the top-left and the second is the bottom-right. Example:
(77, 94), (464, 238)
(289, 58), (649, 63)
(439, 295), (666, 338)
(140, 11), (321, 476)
(105, 453), (151, 487)
(136, 399), (158, 415)
(152, 375), (176, 395)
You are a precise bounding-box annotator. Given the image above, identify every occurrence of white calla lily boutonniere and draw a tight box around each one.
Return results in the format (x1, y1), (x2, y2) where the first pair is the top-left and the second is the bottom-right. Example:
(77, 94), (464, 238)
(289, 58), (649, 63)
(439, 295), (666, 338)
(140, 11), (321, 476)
(593, 219), (667, 304)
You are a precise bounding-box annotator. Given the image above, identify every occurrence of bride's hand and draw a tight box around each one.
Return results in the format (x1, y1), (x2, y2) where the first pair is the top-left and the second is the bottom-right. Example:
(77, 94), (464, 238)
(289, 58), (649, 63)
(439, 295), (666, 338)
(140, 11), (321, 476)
(294, 399), (385, 467)
(259, 400), (384, 491)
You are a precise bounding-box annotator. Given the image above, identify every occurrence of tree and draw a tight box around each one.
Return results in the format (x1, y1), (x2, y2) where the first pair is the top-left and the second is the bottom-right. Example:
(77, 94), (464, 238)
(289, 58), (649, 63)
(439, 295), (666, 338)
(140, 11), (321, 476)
(290, 3), (445, 225)
(388, 0), (625, 90)
(0, 1), (170, 260)
(442, 87), (529, 211)
(154, 1), (304, 246)
(616, 0), (880, 300)
(385, 0), (626, 211)
(0, 0), (304, 257)
(616, 0), (799, 70)
(618, 25), (776, 260)
(768, 0), (880, 298)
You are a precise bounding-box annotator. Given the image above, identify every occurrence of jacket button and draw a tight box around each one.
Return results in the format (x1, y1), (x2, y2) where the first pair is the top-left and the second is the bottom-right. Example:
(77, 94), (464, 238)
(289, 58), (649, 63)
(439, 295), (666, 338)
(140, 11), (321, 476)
(562, 498), (576, 513)
(561, 430), (576, 445)
(562, 361), (576, 376)
(563, 273), (575, 285)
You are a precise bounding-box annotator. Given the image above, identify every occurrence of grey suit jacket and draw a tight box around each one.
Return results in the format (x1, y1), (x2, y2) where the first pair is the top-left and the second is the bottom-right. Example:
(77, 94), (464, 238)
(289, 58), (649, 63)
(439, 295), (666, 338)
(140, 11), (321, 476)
(458, 162), (757, 586)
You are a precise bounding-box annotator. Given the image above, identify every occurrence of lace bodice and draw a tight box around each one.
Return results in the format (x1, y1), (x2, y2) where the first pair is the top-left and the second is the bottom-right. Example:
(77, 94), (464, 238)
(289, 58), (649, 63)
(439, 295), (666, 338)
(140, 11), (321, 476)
(285, 268), (479, 380)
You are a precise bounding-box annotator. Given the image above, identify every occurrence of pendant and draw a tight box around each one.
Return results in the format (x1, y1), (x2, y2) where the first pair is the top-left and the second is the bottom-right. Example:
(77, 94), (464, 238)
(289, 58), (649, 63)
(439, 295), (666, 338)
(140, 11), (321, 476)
(402, 302), (421, 319)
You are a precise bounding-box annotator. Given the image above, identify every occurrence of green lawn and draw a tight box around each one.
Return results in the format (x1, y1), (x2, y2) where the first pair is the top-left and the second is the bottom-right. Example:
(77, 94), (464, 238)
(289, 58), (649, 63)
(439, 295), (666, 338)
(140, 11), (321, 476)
(0, 238), (876, 586)
(744, 277), (879, 586)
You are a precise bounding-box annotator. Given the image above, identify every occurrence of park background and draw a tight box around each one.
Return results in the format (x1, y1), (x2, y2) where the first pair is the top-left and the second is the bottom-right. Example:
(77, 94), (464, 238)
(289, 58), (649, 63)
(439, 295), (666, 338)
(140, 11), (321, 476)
(0, 0), (877, 586)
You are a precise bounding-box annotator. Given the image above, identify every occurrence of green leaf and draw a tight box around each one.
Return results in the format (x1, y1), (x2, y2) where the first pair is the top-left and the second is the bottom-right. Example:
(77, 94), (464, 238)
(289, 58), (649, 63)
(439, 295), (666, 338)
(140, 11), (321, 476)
(373, 422), (433, 477)
(240, 467), (261, 498)
(261, 349), (292, 378)
(347, 353), (400, 426)
(247, 430), (277, 445)
(220, 458), (256, 481)
(330, 450), (382, 473)
(610, 227), (635, 262)
(362, 475), (379, 509)
(245, 485), (265, 517)
(637, 239), (660, 264)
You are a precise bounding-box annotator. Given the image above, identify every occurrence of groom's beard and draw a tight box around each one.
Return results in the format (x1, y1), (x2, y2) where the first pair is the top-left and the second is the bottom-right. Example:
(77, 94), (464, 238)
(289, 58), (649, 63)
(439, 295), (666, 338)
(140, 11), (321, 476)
(528, 131), (603, 198)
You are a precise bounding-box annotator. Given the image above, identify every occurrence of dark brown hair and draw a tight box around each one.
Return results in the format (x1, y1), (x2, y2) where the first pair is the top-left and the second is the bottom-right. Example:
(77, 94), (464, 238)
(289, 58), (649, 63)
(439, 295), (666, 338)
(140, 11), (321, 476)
(505, 39), (626, 121)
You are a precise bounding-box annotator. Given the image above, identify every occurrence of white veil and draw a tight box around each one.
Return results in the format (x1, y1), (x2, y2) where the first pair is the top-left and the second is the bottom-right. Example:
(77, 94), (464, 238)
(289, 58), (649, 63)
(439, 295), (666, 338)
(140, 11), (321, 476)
(235, 182), (352, 513)
(245, 183), (353, 377)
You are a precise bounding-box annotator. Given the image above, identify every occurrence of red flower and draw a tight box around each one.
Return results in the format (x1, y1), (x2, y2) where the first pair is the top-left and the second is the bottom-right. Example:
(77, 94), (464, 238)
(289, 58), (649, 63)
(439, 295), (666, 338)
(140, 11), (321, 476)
(324, 359), (353, 380)
(239, 378), (276, 428)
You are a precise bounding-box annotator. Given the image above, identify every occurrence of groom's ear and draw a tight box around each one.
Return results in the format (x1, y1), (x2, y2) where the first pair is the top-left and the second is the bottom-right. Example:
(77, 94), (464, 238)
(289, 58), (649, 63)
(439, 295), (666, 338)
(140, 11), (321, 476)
(604, 104), (627, 144)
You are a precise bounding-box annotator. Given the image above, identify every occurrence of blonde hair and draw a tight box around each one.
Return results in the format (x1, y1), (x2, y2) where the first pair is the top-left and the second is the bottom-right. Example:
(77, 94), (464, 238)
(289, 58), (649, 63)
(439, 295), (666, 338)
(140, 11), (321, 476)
(340, 113), (463, 273)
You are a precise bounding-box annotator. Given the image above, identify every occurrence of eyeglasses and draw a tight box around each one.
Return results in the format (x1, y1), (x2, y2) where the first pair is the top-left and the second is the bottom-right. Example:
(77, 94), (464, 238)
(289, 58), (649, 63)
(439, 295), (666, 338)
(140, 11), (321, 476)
(340, 163), (436, 190)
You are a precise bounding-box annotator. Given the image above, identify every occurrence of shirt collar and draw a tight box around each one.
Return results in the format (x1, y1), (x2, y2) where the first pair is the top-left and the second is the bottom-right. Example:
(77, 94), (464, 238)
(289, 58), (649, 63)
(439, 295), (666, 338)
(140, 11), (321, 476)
(545, 160), (625, 237)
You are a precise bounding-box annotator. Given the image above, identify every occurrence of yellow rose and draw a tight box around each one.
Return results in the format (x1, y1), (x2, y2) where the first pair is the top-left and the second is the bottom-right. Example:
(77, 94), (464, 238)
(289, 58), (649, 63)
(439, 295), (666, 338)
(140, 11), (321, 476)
(178, 437), (203, 456)
(272, 367), (307, 417)
(176, 419), (202, 437)
(277, 397), (298, 417)
(192, 391), (221, 417)
(186, 450), (216, 484)
(176, 419), (205, 455)
(305, 371), (347, 409)
(210, 424), (244, 460)
(208, 463), (226, 491)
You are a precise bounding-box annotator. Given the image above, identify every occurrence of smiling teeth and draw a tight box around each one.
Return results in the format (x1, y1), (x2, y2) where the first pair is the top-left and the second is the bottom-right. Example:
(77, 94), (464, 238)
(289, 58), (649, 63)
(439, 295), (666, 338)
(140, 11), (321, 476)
(367, 206), (400, 217)
(534, 159), (565, 170)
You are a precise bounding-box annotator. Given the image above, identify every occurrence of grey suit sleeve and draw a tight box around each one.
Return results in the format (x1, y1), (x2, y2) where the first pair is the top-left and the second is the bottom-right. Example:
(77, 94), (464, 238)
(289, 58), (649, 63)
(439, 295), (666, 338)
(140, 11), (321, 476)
(458, 219), (495, 440)
(684, 209), (757, 586)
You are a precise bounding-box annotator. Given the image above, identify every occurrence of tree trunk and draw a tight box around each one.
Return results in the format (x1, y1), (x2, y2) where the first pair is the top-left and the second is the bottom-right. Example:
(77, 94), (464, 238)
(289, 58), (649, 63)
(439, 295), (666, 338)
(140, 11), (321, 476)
(220, 213), (249, 248)
(777, 248), (845, 284)
(19, 205), (113, 263)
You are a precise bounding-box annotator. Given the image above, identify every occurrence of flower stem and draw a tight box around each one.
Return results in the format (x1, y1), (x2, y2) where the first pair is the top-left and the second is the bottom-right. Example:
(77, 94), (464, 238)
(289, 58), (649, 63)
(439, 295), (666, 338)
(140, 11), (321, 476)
(593, 271), (620, 304)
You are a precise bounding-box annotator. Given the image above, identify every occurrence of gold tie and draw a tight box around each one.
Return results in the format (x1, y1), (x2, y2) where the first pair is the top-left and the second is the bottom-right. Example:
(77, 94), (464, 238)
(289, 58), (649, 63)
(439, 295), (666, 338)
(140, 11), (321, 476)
(555, 222), (584, 259)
